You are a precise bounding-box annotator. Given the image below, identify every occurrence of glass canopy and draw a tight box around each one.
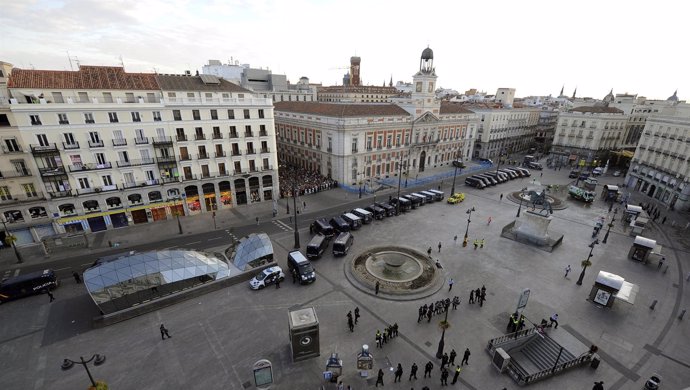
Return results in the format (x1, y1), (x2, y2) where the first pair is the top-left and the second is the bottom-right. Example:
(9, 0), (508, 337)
(227, 233), (274, 271)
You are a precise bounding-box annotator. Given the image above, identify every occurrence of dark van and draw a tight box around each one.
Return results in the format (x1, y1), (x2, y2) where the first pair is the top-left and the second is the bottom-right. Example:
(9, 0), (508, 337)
(306, 234), (329, 260)
(341, 213), (362, 230)
(311, 218), (336, 239)
(366, 204), (386, 220)
(351, 208), (373, 224)
(426, 189), (444, 201)
(499, 168), (519, 179)
(0, 269), (58, 303)
(389, 197), (411, 212)
(471, 175), (492, 187)
(403, 194), (422, 209)
(413, 192), (432, 204)
(375, 202), (397, 217)
(330, 216), (351, 233)
(476, 174), (497, 186)
(288, 250), (316, 284)
(465, 177), (485, 189)
(332, 232), (355, 256)
(485, 171), (507, 183)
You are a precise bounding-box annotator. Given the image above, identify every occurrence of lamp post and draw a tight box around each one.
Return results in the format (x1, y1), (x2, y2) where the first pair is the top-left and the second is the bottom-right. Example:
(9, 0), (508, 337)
(292, 186), (300, 249)
(435, 306), (450, 359)
(450, 152), (463, 196)
(576, 239), (599, 286)
(174, 196), (183, 235)
(61, 354), (106, 388)
(516, 188), (527, 218)
(396, 154), (406, 215)
(1, 216), (23, 263)
(496, 150), (505, 174)
(462, 207), (475, 247)
(602, 208), (617, 244)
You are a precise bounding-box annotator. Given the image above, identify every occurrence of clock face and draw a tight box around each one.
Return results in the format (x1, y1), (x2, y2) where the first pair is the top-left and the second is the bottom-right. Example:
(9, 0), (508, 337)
(300, 336), (312, 346)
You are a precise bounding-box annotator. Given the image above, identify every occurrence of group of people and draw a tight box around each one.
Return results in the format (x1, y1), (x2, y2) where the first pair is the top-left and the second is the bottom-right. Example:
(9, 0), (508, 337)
(374, 323), (399, 348)
(375, 352), (469, 387)
(469, 286), (487, 307)
(346, 308), (360, 332)
(278, 164), (337, 198)
(417, 297), (460, 322)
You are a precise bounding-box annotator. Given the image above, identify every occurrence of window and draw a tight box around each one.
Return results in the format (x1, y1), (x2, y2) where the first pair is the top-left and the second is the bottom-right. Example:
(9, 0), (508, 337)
(102, 175), (113, 186)
(108, 112), (119, 123)
(140, 149), (151, 161)
(328, 137), (332, 151)
(245, 125), (253, 136)
(366, 137), (372, 150)
(103, 92), (113, 103)
(145, 170), (155, 181)
(244, 109), (251, 119)
(146, 93), (156, 103)
(52, 92), (64, 103)
(258, 109), (265, 119)
(192, 110), (201, 120)
(125, 93), (135, 103)
(131, 112), (141, 122)
(210, 109), (218, 120)
(228, 109), (235, 119)
(78, 178), (90, 189)
(0, 186), (11, 201)
(84, 112), (95, 124)
(4, 138), (21, 152)
(234, 161), (242, 174)
(173, 110), (182, 121)
(58, 113), (69, 125)
(89, 131), (101, 143)
(153, 111), (161, 121)
(95, 153), (106, 165)
(22, 183), (38, 198)
(168, 92), (176, 98)
(63, 133), (76, 146)
(37, 134), (49, 146)
(352, 138), (358, 153)
(260, 124), (267, 135)
(187, 92), (195, 98)
(30, 114), (42, 125)
(123, 172), (135, 186)
(118, 151), (130, 163)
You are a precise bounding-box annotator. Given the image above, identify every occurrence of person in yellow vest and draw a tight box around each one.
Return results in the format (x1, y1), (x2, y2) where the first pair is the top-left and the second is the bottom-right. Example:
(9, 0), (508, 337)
(451, 365), (462, 384)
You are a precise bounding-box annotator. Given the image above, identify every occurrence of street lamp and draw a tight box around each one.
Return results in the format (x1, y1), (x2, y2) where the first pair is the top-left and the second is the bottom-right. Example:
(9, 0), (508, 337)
(61, 354), (106, 388)
(602, 208), (617, 244)
(396, 154), (407, 215)
(576, 239), (599, 286)
(292, 186), (300, 249)
(1, 215), (22, 263)
(462, 207), (475, 247)
(435, 305), (450, 359)
(172, 196), (183, 235)
(450, 152), (463, 196)
(516, 187), (527, 218)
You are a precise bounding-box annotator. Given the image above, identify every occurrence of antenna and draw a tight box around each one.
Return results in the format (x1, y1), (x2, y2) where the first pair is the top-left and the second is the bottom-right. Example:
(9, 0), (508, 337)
(67, 50), (73, 71)
(119, 55), (125, 68)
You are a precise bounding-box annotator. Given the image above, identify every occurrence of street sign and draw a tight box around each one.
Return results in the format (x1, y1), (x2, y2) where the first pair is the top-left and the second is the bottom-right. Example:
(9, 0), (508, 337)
(253, 359), (273, 389)
(516, 288), (530, 314)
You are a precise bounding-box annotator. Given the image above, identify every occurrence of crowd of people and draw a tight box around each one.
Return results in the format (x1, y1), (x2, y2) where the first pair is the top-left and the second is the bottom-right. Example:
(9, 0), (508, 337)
(278, 164), (337, 198)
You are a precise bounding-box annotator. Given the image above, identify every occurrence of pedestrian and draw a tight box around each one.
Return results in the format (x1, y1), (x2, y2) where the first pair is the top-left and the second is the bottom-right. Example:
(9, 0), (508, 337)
(448, 278), (454, 292)
(394, 363), (403, 382)
(473, 239), (478, 250)
(354, 307), (360, 324)
(461, 348), (471, 366)
(376, 368), (385, 387)
(475, 288), (481, 303)
(46, 290), (55, 302)
(376, 330), (382, 348)
(427, 246), (433, 256)
(72, 271), (81, 283)
(348, 317), (354, 332)
(424, 361), (433, 378)
(451, 365), (461, 384)
(564, 265), (571, 278)
(481, 285), (486, 296)
(292, 269), (297, 284)
(662, 216), (666, 224)
(409, 362), (418, 380)
(375, 280), (380, 295)
(658, 256), (665, 270)
(479, 291), (486, 307)
(441, 352), (449, 369)
(255, 216), (259, 225)
(452, 296), (459, 310)
(160, 324), (171, 340)
(449, 349), (457, 365)
(487, 216), (492, 225)
(275, 276), (280, 289)
(418, 305), (425, 322)
(540, 172), (543, 178)
(500, 193), (503, 202)
(438, 241), (442, 253)
(480, 238), (485, 249)
(393, 322), (399, 337)
(440, 367), (449, 385)
(303, 201), (307, 210)
(549, 313), (559, 329)
(593, 381), (604, 390)
(469, 289), (475, 304)
(382, 328), (388, 344)
(454, 235), (457, 244)
(289, 215), (292, 223)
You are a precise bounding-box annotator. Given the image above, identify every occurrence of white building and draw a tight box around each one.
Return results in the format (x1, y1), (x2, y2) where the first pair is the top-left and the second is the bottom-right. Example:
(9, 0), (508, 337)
(469, 105), (541, 160)
(610, 91), (683, 149)
(495, 88), (516, 107)
(0, 64), (278, 245)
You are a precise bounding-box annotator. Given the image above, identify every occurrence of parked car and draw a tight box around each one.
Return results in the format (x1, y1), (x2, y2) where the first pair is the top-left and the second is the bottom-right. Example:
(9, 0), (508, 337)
(479, 158), (493, 165)
(592, 167), (604, 176)
(612, 170), (622, 177)
(447, 193), (466, 204)
(249, 266), (285, 290)
(579, 172), (590, 180)
(452, 160), (466, 168)
(569, 170), (581, 179)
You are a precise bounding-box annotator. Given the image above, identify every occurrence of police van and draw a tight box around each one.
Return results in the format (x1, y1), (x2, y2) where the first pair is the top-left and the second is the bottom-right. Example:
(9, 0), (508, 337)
(351, 208), (373, 224)
(288, 250), (316, 284)
(311, 218), (335, 239)
(306, 234), (329, 260)
(332, 232), (355, 256)
(0, 269), (58, 303)
(341, 213), (363, 230)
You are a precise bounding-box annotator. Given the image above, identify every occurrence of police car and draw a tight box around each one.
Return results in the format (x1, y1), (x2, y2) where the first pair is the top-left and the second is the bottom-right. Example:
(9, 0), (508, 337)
(249, 266), (285, 290)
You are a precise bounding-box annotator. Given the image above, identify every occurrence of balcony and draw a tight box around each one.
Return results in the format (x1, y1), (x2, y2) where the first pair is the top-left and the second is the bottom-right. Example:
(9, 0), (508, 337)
(156, 156), (177, 164)
(77, 185), (118, 195)
(248, 166), (258, 173)
(261, 165), (273, 171)
(1, 145), (24, 154)
(200, 172), (213, 179)
(47, 190), (72, 199)
(212, 133), (223, 140)
(152, 136), (173, 145)
(327, 147), (333, 152)
(134, 137), (149, 145)
(195, 134), (206, 141)
(0, 169), (32, 178)
(244, 132), (254, 137)
(85, 119), (95, 124)
(31, 120), (42, 126)
(112, 139), (127, 147)
(160, 176), (181, 184)
(88, 140), (104, 148)
(176, 134), (188, 142)
(260, 148), (270, 154)
(259, 130), (268, 137)
(246, 149), (256, 155)
(39, 166), (66, 176)
(0, 192), (45, 203)
(197, 153), (210, 160)
(30, 143), (59, 154)
(59, 120), (70, 125)
(215, 170), (230, 177)
(182, 174), (198, 182)
(215, 151), (226, 158)
(233, 169), (245, 175)
(68, 162), (112, 172)
(231, 150), (242, 156)
(229, 132), (239, 139)
(62, 142), (80, 150)
(116, 158), (155, 167)
(179, 155), (192, 161)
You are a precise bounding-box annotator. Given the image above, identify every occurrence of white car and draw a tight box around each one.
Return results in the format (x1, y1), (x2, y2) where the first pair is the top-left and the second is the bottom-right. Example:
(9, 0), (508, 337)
(612, 170), (621, 177)
(249, 266), (285, 290)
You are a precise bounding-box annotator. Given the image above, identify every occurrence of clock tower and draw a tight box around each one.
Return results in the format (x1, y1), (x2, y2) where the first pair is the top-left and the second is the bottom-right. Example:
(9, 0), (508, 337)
(411, 47), (440, 119)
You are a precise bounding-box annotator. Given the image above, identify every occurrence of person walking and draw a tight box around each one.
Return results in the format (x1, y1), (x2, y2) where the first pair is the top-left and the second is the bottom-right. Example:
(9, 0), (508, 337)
(275, 276), (280, 289)
(549, 313), (559, 329)
(160, 324), (171, 340)
(438, 241), (442, 253)
(441, 352), (449, 369)
(487, 216), (492, 225)
(427, 246), (433, 257)
(500, 193), (503, 202)
(451, 365), (461, 385)
(354, 307), (360, 324)
(469, 289), (475, 304)
(480, 238), (485, 249)
(375, 330), (382, 348)
(347, 316), (354, 332)
(592, 381), (604, 390)
(473, 239), (478, 250)
(376, 368), (385, 387)
(256, 217), (259, 225)
(658, 256), (665, 270)
(448, 278), (455, 292)
(452, 296), (460, 310)
(449, 349), (457, 365)
(46, 290), (55, 302)
(424, 361), (433, 378)
(409, 362), (418, 380)
(72, 272), (82, 283)
(394, 363), (403, 382)
(375, 281), (380, 295)
(461, 348), (471, 366)
(454, 235), (458, 244)
(564, 265), (571, 278)
(440, 367), (449, 386)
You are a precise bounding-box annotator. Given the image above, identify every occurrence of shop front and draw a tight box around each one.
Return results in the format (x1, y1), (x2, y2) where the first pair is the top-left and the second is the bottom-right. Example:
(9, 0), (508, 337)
(131, 209), (148, 224)
(151, 207), (168, 221)
(87, 216), (107, 232)
(110, 212), (129, 228)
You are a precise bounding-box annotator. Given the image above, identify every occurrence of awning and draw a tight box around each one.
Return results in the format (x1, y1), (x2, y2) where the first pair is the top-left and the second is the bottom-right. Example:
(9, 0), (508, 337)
(568, 154), (577, 160)
(633, 236), (656, 249)
(595, 271), (624, 290)
(605, 185), (619, 191)
(614, 281), (639, 304)
(626, 205), (642, 214)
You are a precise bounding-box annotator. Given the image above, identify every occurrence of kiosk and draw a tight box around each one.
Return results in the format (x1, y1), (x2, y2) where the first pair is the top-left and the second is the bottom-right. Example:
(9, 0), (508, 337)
(324, 353), (343, 383)
(588, 271), (639, 308)
(629, 215), (649, 236)
(288, 307), (320, 362)
(628, 236), (662, 263)
(624, 205), (643, 223)
(601, 185), (620, 201)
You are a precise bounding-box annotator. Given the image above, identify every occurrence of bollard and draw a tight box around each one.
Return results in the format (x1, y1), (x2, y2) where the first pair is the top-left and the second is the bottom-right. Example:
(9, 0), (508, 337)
(663, 265), (669, 274)
(650, 300), (657, 310)
(679, 309), (686, 320)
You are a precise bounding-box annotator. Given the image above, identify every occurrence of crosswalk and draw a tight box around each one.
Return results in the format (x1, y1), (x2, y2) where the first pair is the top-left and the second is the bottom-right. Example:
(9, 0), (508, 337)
(225, 230), (240, 242)
(272, 220), (294, 232)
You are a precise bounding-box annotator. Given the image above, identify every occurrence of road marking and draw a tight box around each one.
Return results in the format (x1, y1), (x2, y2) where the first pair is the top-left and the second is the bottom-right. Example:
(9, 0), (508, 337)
(81, 262), (93, 266)
(272, 220), (293, 231)
(54, 267), (71, 271)
(188, 241), (201, 244)
(208, 237), (223, 241)
(162, 246), (178, 250)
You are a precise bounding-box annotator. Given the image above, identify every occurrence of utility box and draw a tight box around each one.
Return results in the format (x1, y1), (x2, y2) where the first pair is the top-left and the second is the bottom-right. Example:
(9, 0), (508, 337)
(289, 307), (320, 362)
(492, 347), (511, 373)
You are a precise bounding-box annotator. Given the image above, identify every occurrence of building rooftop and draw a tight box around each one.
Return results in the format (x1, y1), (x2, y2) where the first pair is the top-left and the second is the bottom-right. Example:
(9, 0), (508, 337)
(8, 66), (160, 90)
(439, 101), (475, 114)
(570, 106), (624, 114)
(156, 74), (250, 93)
(274, 101), (410, 117)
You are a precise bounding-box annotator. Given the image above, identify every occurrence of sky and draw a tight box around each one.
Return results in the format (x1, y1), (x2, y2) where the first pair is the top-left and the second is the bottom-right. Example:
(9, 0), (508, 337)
(1, 0), (687, 100)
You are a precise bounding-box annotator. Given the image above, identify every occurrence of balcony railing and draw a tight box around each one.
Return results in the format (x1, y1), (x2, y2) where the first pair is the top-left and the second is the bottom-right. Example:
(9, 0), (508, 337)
(1, 145), (24, 154)
(176, 134), (188, 142)
(47, 190), (72, 198)
(0, 169), (32, 178)
(182, 174), (198, 182)
(229, 132), (239, 139)
(0, 192), (45, 203)
(200, 172), (213, 179)
(30, 143), (59, 153)
(58, 120), (69, 125)
(116, 158), (155, 167)
(156, 156), (177, 164)
(68, 162), (112, 172)
(245, 132), (254, 137)
(88, 140), (105, 148)
(179, 155), (192, 161)
(261, 165), (273, 171)
(195, 134), (206, 141)
(248, 166), (258, 172)
(160, 176), (181, 184)
(134, 137), (149, 145)
(260, 148), (270, 154)
(212, 133), (223, 140)
(112, 139), (127, 147)
(246, 149), (256, 155)
(215, 151), (226, 158)
(231, 150), (242, 156)
(77, 185), (119, 195)
(197, 153), (210, 160)
(62, 142), (80, 150)
(215, 170), (230, 177)
(39, 166), (66, 176)
(259, 131), (268, 137)
(152, 136), (173, 145)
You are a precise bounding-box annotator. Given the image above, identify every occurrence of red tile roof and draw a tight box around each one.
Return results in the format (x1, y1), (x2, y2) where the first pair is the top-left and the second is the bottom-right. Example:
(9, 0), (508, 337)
(274, 101), (410, 117)
(156, 74), (250, 93)
(439, 102), (475, 114)
(571, 106), (624, 114)
(8, 66), (160, 90)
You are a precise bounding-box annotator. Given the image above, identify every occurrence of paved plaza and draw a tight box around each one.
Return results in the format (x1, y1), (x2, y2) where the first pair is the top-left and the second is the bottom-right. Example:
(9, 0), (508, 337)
(1, 164), (689, 389)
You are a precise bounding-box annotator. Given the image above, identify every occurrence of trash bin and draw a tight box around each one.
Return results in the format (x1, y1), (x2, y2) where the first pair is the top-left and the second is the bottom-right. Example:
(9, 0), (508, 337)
(590, 354), (600, 369)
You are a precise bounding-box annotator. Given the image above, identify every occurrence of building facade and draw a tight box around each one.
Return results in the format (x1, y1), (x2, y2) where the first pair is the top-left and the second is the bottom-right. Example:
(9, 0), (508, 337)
(470, 105), (541, 160)
(0, 64), (278, 245)
(626, 103), (690, 211)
